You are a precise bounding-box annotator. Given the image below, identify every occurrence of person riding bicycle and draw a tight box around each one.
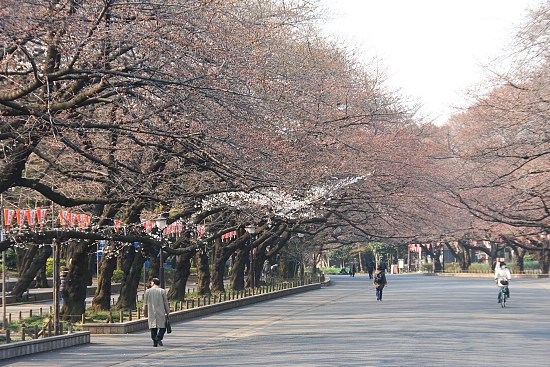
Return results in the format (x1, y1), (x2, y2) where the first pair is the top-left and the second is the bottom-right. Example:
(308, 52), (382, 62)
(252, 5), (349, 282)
(494, 261), (511, 302)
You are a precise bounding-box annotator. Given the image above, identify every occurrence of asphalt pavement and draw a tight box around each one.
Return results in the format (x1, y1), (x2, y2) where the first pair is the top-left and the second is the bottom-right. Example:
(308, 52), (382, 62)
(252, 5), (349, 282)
(3, 274), (550, 367)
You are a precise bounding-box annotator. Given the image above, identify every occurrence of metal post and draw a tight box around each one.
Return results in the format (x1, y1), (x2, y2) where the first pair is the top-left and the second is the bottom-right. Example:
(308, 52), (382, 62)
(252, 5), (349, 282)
(52, 237), (60, 335)
(159, 238), (165, 289)
(1, 195), (6, 331)
(250, 247), (255, 289)
(2, 246), (6, 331)
(96, 242), (99, 279)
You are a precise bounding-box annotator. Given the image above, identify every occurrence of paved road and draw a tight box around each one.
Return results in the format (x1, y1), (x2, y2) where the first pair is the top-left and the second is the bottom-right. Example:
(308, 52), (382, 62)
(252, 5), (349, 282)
(4, 274), (550, 367)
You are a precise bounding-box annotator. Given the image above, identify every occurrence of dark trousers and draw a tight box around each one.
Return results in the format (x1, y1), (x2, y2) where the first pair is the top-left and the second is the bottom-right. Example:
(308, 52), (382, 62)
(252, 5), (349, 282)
(150, 327), (166, 342)
(376, 287), (383, 301)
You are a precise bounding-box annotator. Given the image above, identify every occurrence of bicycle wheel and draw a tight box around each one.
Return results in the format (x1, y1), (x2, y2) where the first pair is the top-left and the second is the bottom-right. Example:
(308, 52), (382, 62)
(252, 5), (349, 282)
(500, 288), (506, 308)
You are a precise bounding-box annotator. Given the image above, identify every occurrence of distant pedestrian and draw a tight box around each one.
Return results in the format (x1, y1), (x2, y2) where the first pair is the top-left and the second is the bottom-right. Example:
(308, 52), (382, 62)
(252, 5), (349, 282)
(373, 266), (387, 301)
(366, 261), (374, 279)
(350, 264), (356, 277)
(379, 258), (388, 272)
(143, 277), (170, 347)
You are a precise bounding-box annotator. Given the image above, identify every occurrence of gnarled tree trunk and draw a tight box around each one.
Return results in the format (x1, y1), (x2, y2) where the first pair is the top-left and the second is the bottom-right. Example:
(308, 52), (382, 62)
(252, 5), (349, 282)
(61, 242), (90, 321)
(196, 247), (211, 295)
(91, 246), (117, 311)
(10, 245), (52, 300)
(115, 245), (146, 310)
(230, 247), (248, 290)
(167, 250), (193, 300)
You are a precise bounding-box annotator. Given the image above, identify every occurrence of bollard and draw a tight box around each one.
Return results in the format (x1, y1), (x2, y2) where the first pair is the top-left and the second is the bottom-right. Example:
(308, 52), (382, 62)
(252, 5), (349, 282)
(34, 325), (38, 339)
(40, 307), (43, 317)
(59, 322), (64, 336)
(119, 310), (123, 323)
(197, 298), (201, 307)
(68, 322), (73, 334)
(21, 325), (26, 341)
(81, 313), (86, 324)
(29, 309), (32, 318)
(8, 313), (11, 323)
(128, 309), (133, 321)
(137, 308), (141, 319)
(208, 295), (211, 305)
(5, 329), (10, 344)
(19, 311), (22, 321)
(192, 299), (195, 308)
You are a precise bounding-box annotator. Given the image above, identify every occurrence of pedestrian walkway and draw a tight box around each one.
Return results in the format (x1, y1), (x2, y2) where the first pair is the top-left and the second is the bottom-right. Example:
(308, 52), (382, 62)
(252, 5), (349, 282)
(4, 274), (550, 366)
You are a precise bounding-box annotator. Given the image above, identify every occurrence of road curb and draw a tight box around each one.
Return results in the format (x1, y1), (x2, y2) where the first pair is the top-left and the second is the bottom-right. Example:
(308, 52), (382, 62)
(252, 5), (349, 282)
(0, 331), (90, 361)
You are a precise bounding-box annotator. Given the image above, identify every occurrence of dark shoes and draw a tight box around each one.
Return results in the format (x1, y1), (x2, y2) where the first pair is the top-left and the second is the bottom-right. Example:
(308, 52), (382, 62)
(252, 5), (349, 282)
(155, 338), (163, 347)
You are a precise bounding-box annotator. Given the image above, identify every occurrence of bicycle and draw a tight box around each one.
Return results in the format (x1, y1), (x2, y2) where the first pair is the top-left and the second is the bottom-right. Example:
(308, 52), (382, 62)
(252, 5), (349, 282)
(498, 285), (509, 307)
(496, 278), (510, 307)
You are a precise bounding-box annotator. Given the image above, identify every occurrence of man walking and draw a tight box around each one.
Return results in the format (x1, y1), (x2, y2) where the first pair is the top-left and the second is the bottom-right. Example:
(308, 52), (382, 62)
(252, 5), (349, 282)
(142, 277), (170, 347)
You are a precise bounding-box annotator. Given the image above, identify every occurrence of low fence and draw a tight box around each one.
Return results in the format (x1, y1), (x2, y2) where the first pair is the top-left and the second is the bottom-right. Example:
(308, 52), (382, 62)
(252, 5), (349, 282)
(83, 280), (322, 334)
(1, 283), (122, 306)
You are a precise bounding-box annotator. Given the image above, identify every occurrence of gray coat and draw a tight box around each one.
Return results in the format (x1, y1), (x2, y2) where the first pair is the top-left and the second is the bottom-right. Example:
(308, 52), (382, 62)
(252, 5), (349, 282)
(142, 285), (170, 329)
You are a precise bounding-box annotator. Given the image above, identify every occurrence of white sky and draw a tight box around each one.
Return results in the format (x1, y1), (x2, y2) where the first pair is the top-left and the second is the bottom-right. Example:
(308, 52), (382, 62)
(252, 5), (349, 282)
(318, 0), (543, 124)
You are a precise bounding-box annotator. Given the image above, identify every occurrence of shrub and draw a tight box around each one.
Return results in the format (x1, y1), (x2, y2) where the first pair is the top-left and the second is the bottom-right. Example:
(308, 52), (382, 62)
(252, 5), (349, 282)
(443, 263), (462, 272)
(524, 260), (539, 270)
(468, 263), (491, 273)
(319, 267), (341, 275)
(111, 269), (124, 283)
(45, 258), (67, 277)
(421, 263), (433, 272)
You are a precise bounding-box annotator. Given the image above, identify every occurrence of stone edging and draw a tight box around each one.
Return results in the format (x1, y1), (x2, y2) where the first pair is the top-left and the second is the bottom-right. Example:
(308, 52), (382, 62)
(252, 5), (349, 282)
(0, 331), (91, 361)
(83, 282), (322, 334)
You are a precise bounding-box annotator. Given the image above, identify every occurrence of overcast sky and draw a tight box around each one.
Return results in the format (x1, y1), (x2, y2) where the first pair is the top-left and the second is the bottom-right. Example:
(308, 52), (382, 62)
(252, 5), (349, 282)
(318, 0), (543, 124)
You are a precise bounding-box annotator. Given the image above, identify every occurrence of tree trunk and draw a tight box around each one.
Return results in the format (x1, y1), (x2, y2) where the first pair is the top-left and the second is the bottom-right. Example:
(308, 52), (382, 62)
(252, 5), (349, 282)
(91, 250), (117, 311)
(35, 263), (49, 288)
(149, 254), (159, 279)
(541, 244), (550, 274)
(253, 249), (267, 287)
(16, 246), (37, 281)
(61, 242), (90, 321)
(167, 250), (193, 300)
(230, 247), (248, 290)
(86, 251), (95, 286)
(116, 245), (146, 310)
(195, 248), (211, 295)
(515, 246), (526, 272)
(10, 246), (52, 299)
(211, 239), (236, 293)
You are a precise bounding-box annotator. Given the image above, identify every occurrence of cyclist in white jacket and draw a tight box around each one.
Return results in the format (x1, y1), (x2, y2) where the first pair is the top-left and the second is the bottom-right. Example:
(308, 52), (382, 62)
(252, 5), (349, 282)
(494, 261), (511, 300)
